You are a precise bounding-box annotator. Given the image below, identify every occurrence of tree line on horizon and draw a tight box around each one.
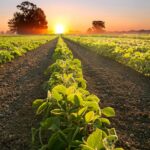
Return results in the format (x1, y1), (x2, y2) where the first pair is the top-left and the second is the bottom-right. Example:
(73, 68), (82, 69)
(8, 1), (105, 34)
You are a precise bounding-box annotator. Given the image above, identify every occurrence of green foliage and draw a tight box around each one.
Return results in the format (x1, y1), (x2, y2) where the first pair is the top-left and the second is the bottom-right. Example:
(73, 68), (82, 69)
(81, 128), (103, 150)
(0, 35), (57, 64)
(102, 107), (115, 117)
(32, 37), (122, 150)
(0, 50), (14, 63)
(85, 111), (95, 123)
(32, 99), (44, 109)
(65, 35), (150, 76)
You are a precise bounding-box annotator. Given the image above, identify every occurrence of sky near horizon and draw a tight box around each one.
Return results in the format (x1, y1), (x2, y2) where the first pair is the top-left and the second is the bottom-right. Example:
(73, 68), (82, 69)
(0, 0), (150, 32)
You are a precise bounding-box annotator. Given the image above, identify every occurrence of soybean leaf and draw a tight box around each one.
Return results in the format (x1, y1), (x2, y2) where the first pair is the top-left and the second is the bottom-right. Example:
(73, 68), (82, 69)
(36, 102), (47, 115)
(52, 84), (66, 95)
(108, 128), (117, 136)
(86, 128), (103, 149)
(66, 85), (76, 95)
(51, 109), (65, 115)
(78, 107), (87, 116)
(85, 111), (95, 123)
(102, 107), (115, 117)
(74, 94), (83, 106)
(67, 94), (75, 104)
(32, 99), (44, 109)
(84, 101), (100, 111)
(78, 88), (90, 96)
(52, 90), (63, 101)
(100, 118), (111, 125)
(67, 94), (83, 106)
(71, 113), (78, 118)
(86, 95), (100, 103)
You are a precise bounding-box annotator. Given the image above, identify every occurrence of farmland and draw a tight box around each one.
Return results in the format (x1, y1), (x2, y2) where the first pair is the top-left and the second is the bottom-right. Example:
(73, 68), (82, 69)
(65, 34), (150, 76)
(32, 37), (121, 150)
(0, 34), (150, 150)
(0, 35), (56, 63)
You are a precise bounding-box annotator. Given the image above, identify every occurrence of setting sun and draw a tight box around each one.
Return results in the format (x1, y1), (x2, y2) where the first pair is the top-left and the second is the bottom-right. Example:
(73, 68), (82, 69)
(55, 24), (64, 34)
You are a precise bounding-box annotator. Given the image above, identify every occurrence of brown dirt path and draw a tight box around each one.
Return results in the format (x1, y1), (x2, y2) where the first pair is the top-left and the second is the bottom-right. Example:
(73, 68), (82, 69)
(0, 39), (57, 150)
(64, 38), (150, 150)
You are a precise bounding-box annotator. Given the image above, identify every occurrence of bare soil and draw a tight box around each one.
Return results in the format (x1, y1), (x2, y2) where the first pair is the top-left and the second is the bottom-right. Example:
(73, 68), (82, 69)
(0, 39), (57, 150)
(64, 38), (150, 150)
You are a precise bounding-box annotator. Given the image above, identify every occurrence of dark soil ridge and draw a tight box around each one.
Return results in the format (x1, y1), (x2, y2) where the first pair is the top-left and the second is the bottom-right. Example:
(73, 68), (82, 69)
(0, 39), (57, 150)
(64, 38), (150, 150)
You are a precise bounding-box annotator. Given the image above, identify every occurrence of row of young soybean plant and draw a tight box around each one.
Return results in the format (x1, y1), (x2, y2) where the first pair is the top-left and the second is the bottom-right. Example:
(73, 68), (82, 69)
(32, 37), (123, 150)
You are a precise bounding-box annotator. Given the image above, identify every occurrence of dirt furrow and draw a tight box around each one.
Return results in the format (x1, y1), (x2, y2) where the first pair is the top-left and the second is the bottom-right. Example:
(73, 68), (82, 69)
(64, 38), (150, 150)
(0, 39), (57, 150)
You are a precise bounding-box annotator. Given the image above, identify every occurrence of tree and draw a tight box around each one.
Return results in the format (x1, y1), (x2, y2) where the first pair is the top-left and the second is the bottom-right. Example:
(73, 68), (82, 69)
(87, 20), (105, 34)
(8, 1), (48, 34)
(92, 21), (105, 32)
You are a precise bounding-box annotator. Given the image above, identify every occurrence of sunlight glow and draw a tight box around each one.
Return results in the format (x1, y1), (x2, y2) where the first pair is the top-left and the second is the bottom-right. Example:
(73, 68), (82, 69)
(55, 24), (64, 34)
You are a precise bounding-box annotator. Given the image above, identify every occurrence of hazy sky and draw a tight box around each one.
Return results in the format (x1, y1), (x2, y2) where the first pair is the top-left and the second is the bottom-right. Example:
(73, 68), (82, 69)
(0, 0), (150, 32)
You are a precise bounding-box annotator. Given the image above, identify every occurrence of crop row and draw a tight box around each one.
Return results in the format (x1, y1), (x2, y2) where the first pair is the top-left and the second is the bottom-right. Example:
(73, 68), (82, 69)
(65, 35), (150, 76)
(0, 35), (56, 64)
(32, 37), (123, 150)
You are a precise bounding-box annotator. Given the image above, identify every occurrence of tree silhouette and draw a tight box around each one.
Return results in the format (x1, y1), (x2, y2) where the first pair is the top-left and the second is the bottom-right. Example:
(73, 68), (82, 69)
(87, 21), (105, 33)
(8, 1), (48, 34)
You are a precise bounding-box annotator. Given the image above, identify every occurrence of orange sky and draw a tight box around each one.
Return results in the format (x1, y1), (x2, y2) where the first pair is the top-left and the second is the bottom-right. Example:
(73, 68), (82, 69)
(0, 0), (150, 33)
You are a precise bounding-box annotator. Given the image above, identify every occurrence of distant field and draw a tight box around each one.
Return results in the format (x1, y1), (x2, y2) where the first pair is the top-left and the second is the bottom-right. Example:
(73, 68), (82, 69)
(78, 34), (150, 39)
(65, 34), (150, 76)
(0, 35), (57, 63)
